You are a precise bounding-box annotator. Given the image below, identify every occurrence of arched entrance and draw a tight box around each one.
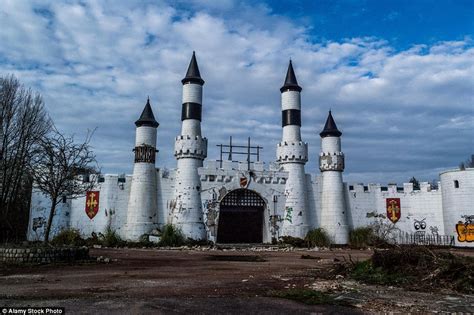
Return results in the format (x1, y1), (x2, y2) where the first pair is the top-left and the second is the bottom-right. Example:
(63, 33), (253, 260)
(217, 189), (265, 243)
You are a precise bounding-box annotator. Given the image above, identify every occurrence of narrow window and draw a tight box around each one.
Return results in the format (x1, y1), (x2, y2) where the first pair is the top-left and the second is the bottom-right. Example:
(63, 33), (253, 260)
(454, 180), (459, 188)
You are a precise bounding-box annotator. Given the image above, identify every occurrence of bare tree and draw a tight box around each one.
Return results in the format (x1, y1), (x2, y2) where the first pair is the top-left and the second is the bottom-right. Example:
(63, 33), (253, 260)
(465, 155), (474, 168)
(0, 75), (51, 241)
(31, 128), (98, 243)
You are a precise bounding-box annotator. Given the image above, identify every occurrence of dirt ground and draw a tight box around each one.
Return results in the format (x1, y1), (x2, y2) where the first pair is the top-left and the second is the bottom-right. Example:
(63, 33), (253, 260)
(1, 247), (473, 314)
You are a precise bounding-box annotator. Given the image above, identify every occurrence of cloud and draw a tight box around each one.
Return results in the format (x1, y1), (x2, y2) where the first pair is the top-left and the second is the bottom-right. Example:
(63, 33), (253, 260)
(1, 0), (473, 184)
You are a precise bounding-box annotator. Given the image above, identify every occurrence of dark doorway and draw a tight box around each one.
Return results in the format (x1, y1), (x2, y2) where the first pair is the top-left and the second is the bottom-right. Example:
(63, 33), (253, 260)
(217, 189), (265, 243)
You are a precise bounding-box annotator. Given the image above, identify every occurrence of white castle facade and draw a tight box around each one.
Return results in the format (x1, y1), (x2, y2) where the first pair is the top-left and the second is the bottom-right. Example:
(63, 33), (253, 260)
(27, 53), (474, 247)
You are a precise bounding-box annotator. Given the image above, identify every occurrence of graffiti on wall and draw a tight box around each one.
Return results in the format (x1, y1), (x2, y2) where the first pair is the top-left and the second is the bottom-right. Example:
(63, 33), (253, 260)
(85, 191), (100, 219)
(32, 217), (46, 231)
(386, 198), (401, 223)
(284, 206), (293, 223)
(413, 218), (426, 238)
(202, 186), (228, 237)
(413, 218), (439, 238)
(456, 215), (474, 242)
(429, 226), (439, 236)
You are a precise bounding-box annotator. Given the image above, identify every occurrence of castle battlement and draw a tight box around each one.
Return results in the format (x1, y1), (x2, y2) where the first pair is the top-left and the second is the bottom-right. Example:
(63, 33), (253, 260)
(347, 182), (441, 193)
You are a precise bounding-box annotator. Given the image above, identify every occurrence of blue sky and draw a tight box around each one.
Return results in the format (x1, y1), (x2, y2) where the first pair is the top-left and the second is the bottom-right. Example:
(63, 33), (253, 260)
(1, 0), (473, 184)
(267, 0), (473, 48)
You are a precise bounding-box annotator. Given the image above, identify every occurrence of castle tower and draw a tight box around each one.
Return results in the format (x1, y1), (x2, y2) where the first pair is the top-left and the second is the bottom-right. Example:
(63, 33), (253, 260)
(171, 52), (207, 240)
(319, 111), (349, 244)
(277, 60), (310, 238)
(125, 98), (159, 240)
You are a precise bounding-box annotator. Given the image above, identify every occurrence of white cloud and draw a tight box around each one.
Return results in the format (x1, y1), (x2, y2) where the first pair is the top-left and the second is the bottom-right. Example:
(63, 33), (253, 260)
(1, 0), (473, 184)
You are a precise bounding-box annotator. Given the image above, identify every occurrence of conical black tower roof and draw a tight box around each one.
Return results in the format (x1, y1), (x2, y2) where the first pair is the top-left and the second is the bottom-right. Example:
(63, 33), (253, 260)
(181, 51), (205, 85)
(135, 97), (159, 128)
(280, 60), (302, 92)
(320, 111), (342, 137)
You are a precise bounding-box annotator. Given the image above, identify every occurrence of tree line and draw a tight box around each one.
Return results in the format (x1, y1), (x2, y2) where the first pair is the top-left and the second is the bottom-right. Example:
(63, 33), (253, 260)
(1, 75), (98, 243)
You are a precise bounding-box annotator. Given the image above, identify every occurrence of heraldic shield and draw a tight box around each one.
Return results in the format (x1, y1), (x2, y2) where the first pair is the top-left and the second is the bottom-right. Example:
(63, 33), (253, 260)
(85, 191), (100, 219)
(386, 198), (401, 223)
(239, 173), (250, 189)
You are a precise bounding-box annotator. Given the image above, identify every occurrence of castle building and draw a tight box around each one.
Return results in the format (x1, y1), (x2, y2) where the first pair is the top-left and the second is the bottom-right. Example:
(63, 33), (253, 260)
(27, 53), (474, 247)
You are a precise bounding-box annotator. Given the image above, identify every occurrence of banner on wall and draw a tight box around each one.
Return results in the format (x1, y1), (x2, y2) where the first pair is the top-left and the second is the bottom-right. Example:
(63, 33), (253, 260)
(85, 191), (100, 219)
(386, 198), (401, 223)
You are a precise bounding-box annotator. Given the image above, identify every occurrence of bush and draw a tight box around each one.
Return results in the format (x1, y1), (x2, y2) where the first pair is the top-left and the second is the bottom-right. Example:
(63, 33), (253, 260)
(50, 229), (85, 246)
(350, 246), (474, 293)
(349, 227), (375, 248)
(305, 228), (331, 247)
(158, 224), (185, 247)
(99, 226), (125, 247)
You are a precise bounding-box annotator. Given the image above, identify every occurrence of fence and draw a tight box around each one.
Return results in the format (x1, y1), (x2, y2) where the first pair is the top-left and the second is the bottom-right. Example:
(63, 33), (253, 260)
(391, 231), (455, 246)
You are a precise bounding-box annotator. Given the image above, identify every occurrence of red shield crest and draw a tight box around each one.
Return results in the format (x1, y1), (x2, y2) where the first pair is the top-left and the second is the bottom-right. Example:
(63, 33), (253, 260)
(85, 191), (100, 219)
(240, 177), (249, 188)
(386, 198), (401, 223)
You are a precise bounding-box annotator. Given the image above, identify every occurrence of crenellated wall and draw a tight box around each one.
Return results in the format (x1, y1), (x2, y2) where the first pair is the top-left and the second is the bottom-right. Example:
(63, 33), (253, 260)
(26, 164), (474, 247)
(344, 182), (444, 240)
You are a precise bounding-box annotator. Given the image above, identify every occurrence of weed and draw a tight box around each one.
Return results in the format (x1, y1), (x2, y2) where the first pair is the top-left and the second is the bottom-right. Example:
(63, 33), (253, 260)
(351, 260), (411, 285)
(99, 226), (125, 247)
(50, 229), (86, 246)
(350, 227), (377, 249)
(158, 224), (185, 247)
(350, 246), (474, 293)
(305, 228), (331, 247)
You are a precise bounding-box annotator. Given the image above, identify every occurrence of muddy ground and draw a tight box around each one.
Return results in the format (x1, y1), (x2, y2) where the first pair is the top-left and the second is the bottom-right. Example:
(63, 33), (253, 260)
(1, 247), (473, 314)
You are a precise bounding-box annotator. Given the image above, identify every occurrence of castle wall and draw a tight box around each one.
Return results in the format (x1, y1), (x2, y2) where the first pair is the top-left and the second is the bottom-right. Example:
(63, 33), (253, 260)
(307, 174), (322, 230)
(157, 168), (176, 229)
(27, 174), (132, 241)
(344, 182), (444, 239)
(68, 174), (132, 238)
(27, 189), (71, 241)
(27, 165), (473, 248)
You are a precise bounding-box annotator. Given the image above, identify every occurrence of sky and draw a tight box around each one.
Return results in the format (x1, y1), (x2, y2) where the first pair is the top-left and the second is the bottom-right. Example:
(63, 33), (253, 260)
(1, 0), (473, 184)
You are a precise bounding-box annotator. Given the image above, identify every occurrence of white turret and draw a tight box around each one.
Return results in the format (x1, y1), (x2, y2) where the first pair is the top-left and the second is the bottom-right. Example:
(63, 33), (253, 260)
(277, 60), (310, 238)
(319, 111), (349, 244)
(171, 52), (207, 240)
(125, 98), (159, 240)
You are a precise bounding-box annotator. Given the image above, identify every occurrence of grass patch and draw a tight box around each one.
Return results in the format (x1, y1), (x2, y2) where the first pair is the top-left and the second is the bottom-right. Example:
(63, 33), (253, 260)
(349, 227), (374, 249)
(351, 260), (412, 285)
(270, 288), (349, 306)
(279, 229), (331, 248)
(99, 227), (125, 247)
(158, 224), (185, 247)
(349, 227), (392, 249)
(51, 229), (86, 246)
(305, 228), (331, 247)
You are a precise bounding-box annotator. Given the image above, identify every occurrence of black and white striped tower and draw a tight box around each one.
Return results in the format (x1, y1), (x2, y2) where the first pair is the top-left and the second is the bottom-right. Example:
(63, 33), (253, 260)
(172, 52), (207, 240)
(126, 98), (159, 240)
(277, 60), (309, 238)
